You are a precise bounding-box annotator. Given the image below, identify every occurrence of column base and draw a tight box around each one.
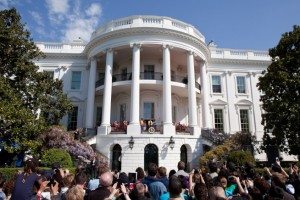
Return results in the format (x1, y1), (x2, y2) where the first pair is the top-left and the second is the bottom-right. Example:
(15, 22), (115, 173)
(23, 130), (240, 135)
(189, 126), (200, 135)
(127, 124), (141, 135)
(97, 125), (111, 135)
(162, 124), (175, 135)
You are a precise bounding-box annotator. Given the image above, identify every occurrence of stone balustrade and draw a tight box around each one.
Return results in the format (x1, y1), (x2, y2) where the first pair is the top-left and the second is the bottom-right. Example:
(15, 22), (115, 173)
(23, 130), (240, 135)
(210, 48), (271, 61)
(36, 42), (85, 53)
(91, 15), (205, 42)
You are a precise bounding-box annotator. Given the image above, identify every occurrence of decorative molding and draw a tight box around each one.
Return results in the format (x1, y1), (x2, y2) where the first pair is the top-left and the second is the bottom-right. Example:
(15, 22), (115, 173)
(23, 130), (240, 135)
(85, 27), (210, 60)
(130, 43), (142, 49)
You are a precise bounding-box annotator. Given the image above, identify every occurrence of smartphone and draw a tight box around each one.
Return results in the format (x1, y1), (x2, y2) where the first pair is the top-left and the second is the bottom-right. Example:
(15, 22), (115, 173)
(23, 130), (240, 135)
(128, 172), (137, 183)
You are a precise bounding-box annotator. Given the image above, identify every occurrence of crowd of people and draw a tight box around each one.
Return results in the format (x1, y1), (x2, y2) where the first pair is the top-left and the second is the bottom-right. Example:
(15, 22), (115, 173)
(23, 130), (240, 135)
(0, 158), (299, 200)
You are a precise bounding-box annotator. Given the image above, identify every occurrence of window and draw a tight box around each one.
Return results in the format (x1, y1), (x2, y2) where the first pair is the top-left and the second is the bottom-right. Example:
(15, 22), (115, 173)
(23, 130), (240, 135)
(171, 70), (175, 81)
(172, 106), (177, 122)
(236, 76), (246, 93)
(144, 65), (154, 79)
(144, 102), (154, 119)
(68, 106), (78, 131)
(121, 68), (127, 81)
(240, 109), (249, 132)
(214, 109), (224, 131)
(212, 75), (222, 93)
(44, 70), (54, 79)
(120, 104), (126, 121)
(96, 107), (102, 126)
(71, 71), (82, 90)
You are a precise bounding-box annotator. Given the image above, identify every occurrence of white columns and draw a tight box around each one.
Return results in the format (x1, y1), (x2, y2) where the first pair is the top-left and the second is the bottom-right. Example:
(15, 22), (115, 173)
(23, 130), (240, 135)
(200, 62), (211, 128)
(187, 51), (198, 127)
(127, 44), (141, 135)
(98, 49), (113, 135)
(85, 58), (97, 128)
(162, 44), (175, 135)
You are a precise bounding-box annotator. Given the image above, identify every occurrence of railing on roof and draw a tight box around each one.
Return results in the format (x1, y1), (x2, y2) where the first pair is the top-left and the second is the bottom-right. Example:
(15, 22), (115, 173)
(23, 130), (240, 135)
(91, 15), (205, 42)
(210, 48), (271, 61)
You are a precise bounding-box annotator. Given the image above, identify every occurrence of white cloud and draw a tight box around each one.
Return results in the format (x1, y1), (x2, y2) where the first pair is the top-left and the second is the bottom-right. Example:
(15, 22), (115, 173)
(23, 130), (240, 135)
(45, 0), (69, 24)
(45, 0), (69, 14)
(61, 2), (102, 42)
(85, 3), (102, 17)
(29, 11), (44, 27)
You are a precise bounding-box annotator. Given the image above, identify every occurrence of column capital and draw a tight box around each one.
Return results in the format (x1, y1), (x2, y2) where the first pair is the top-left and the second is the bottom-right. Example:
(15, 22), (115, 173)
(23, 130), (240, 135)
(130, 43), (142, 49)
(224, 70), (232, 76)
(162, 44), (173, 50)
(187, 50), (195, 56)
(105, 48), (113, 54)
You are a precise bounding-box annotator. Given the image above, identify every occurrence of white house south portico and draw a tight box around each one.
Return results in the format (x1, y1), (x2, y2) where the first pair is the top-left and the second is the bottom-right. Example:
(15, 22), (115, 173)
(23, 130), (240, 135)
(34, 15), (297, 173)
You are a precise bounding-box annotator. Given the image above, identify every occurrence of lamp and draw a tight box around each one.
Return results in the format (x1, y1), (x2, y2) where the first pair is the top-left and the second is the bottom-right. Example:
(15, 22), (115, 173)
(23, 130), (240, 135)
(129, 136), (134, 149)
(169, 136), (175, 149)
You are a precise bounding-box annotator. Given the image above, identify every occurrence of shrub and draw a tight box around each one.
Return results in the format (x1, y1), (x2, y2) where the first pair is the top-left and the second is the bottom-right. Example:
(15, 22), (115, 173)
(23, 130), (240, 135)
(39, 126), (96, 160)
(41, 148), (73, 167)
(227, 150), (255, 166)
(0, 167), (76, 180)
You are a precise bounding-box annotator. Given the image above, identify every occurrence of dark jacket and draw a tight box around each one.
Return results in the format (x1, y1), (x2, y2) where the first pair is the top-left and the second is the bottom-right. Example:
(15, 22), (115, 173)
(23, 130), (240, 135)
(86, 186), (111, 200)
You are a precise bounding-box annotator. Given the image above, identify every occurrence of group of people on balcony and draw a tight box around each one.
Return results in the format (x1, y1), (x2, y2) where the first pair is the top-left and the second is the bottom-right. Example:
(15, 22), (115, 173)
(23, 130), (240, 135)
(110, 120), (190, 134)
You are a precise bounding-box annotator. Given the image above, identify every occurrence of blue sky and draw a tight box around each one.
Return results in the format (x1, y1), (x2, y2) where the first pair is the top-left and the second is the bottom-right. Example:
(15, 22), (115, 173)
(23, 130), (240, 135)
(1, 0), (300, 50)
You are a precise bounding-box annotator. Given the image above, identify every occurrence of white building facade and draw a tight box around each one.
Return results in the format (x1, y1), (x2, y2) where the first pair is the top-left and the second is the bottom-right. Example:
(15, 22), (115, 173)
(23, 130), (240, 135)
(34, 16), (297, 173)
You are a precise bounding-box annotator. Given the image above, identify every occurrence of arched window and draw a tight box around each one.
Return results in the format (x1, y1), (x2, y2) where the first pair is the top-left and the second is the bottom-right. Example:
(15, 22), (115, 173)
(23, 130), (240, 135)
(180, 145), (187, 165)
(112, 144), (122, 172)
(144, 144), (158, 170)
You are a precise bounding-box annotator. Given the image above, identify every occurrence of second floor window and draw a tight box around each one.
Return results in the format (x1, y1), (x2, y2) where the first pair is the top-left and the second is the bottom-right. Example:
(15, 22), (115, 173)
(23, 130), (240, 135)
(236, 76), (246, 93)
(212, 75), (222, 93)
(71, 71), (82, 90)
(144, 65), (154, 79)
(214, 109), (224, 132)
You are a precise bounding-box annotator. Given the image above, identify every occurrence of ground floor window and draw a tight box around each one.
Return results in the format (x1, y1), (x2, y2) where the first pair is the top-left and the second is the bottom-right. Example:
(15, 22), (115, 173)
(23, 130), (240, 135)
(240, 109), (249, 132)
(172, 106), (177, 123)
(214, 109), (224, 132)
(144, 144), (158, 170)
(96, 107), (102, 126)
(67, 106), (78, 131)
(143, 102), (154, 119)
(112, 144), (122, 172)
(180, 145), (188, 170)
(120, 104), (126, 121)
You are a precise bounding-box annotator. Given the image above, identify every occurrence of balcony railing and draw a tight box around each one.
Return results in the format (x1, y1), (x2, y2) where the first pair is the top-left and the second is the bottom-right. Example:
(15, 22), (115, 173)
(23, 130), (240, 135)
(96, 72), (201, 90)
(175, 123), (190, 134)
(111, 121), (128, 133)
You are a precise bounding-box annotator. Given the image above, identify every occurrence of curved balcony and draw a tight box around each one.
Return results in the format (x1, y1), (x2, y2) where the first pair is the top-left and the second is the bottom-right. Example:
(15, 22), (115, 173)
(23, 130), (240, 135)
(95, 72), (201, 90)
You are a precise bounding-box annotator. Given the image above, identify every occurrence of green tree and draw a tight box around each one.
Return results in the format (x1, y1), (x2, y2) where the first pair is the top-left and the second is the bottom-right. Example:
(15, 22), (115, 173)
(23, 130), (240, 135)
(0, 8), (72, 153)
(258, 25), (300, 155)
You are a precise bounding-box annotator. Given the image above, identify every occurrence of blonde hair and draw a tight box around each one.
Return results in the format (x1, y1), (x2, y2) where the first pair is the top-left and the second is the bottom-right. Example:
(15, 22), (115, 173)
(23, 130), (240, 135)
(65, 185), (85, 200)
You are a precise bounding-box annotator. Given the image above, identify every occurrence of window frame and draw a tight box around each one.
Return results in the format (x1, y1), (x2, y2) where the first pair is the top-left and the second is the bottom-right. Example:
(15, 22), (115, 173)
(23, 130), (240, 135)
(239, 109), (250, 132)
(71, 71), (82, 90)
(213, 108), (224, 132)
(143, 102), (155, 120)
(67, 106), (78, 131)
(211, 75), (222, 94)
(236, 75), (246, 94)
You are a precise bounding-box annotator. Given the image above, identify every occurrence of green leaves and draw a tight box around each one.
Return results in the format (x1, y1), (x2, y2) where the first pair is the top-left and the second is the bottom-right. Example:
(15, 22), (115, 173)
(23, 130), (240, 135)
(258, 25), (300, 156)
(0, 8), (72, 153)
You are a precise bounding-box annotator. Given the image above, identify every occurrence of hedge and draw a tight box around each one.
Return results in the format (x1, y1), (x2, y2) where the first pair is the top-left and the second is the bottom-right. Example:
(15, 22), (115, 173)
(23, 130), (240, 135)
(0, 167), (76, 180)
(41, 148), (73, 168)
